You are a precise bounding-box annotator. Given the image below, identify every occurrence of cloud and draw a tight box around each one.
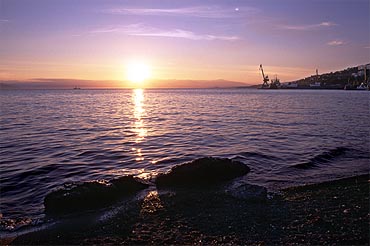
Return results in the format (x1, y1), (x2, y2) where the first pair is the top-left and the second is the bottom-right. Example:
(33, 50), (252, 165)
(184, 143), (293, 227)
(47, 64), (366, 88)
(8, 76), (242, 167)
(90, 24), (239, 41)
(131, 29), (239, 41)
(0, 19), (9, 25)
(102, 5), (258, 18)
(327, 40), (345, 46)
(318, 22), (336, 27)
(278, 21), (337, 31)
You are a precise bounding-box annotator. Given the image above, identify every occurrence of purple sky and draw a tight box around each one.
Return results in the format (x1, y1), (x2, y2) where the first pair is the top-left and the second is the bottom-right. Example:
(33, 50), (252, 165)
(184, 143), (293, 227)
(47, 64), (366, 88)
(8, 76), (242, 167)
(0, 0), (369, 85)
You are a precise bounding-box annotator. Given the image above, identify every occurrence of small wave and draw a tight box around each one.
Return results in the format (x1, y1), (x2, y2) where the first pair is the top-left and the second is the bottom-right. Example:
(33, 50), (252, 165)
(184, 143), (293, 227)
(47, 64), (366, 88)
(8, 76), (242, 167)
(76, 150), (129, 160)
(44, 175), (148, 215)
(236, 151), (281, 161)
(7, 164), (58, 183)
(291, 147), (349, 169)
(76, 150), (98, 157)
(291, 162), (318, 169)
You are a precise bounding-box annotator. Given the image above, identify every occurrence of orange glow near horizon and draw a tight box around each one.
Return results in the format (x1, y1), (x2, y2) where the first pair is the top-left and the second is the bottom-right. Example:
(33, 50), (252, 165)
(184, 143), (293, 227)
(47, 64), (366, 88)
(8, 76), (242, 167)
(0, 59), (322, 87)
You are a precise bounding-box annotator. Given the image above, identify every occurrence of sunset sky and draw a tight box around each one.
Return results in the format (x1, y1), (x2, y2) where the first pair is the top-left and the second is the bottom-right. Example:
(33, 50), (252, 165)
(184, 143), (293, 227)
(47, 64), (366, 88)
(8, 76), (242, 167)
(0, 0), (369, 86)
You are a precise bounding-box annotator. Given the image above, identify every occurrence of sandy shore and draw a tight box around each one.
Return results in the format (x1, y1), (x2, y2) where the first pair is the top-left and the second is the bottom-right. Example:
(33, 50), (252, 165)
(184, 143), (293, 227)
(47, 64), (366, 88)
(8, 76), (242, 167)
(6, 174), (369, 245)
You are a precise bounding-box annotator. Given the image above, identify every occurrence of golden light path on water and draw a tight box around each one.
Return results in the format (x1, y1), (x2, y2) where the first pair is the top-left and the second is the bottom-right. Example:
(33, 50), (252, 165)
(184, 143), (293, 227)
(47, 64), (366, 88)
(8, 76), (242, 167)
(132, 89), (146, 162)
(106, 89), (158, 179)
(132, 89), (147, 145)
(131, 90), (163, 213)
(130, 89), (157, 179)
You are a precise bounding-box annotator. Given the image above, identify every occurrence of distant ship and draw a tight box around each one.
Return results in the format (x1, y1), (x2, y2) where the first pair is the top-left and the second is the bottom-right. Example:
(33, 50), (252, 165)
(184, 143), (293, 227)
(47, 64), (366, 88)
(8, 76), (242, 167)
(73, 86), (81, 90)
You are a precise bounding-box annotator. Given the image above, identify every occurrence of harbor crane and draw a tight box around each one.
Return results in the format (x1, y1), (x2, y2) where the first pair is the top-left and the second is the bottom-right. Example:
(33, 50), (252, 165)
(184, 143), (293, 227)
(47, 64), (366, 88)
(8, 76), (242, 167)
(259, 64), (269, 88)
(259, 64), (281, 89)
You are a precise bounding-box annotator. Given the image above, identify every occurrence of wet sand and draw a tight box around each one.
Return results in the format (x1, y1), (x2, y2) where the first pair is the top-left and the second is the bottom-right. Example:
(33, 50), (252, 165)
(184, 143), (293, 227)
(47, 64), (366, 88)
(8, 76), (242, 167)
(7, 174), (369, 245)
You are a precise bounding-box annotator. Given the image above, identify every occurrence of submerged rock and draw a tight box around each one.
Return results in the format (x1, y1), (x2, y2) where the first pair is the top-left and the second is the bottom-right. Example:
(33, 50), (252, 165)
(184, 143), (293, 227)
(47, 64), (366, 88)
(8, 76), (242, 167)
(225, 180), (267, 201)
(156, 157), (250, 189)
(44, 175), (148, 215)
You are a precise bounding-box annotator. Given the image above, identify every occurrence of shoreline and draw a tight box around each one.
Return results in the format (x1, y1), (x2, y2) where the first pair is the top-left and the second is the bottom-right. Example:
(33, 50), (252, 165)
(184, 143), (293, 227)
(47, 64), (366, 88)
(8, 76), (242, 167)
(3, 173), (369, 245)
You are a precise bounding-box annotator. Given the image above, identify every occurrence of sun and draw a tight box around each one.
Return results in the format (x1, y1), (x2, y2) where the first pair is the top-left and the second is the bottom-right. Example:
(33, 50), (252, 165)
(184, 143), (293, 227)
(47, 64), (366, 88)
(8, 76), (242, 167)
(126, 62), (151, 84)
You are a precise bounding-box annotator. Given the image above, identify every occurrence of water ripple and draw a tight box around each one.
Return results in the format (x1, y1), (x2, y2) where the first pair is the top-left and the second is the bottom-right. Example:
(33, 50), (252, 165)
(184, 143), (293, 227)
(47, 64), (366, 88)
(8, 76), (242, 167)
(0, 88), (369, 227)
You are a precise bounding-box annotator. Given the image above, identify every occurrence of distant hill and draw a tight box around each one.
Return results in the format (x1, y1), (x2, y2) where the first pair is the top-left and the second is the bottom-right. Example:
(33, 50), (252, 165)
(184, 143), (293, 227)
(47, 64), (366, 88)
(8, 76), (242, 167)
(0, 78), (248, 89)
(249, 63), (370, 89)
(291, 63), (370, 89)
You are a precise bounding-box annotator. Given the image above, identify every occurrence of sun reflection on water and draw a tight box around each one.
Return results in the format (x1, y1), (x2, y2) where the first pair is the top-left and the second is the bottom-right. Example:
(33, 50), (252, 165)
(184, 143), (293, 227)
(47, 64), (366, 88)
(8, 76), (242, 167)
(132, 89), (147, 143)
(132, 89), (147, 162)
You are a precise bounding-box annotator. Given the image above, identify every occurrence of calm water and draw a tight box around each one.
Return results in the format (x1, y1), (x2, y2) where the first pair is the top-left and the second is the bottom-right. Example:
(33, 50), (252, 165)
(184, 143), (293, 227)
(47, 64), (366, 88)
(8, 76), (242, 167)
(0, 89), (369, 229)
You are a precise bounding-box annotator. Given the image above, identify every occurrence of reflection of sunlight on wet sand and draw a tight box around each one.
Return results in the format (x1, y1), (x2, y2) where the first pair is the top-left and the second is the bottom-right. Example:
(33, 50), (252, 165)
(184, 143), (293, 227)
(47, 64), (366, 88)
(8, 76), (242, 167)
(140, 190), (163, 214)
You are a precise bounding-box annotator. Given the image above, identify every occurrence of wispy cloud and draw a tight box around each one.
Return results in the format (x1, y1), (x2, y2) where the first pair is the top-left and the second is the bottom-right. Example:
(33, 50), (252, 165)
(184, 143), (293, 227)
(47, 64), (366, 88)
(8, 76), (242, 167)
(0, 19), (10, 32)
(131, 29), (239, 41)
(327, 40), (346, 46)
(278, 21), (337, 31)
(90, 24), (239, 41)
(102, 5), (258, 18)
(0, 19), (9, 24)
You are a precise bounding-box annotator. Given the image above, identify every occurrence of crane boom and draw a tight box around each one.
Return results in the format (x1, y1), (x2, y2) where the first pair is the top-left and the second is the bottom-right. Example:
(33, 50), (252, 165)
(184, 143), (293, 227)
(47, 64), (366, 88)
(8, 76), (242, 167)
(259, 64), (265, 79)
(259, 64), (269, 88)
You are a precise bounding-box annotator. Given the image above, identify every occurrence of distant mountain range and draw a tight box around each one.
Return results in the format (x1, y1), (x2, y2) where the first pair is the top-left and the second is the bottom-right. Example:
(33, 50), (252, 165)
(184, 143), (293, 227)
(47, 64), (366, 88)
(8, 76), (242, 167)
(0, 78), (249, 89)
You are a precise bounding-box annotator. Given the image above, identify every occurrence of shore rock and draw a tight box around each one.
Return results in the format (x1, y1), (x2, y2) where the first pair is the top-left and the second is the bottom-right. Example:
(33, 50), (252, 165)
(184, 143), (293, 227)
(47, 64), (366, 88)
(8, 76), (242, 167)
(44, 175), (148, 215)
(11, 174), (369, 245)
(156, 157), (250, 189)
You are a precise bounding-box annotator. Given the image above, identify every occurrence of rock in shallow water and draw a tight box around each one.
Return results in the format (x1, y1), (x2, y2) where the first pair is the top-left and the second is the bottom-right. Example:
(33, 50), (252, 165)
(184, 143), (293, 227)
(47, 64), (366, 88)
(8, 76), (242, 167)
(156, 157), (250, 189)
(44, 175), (148, 215)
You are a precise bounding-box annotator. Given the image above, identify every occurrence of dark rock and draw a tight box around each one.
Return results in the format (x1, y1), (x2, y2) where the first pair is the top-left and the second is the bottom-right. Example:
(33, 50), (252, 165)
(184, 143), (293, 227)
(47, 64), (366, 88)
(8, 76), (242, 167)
(156, 157), (250, 189)
(225, 180), (267, 201)
(44, 175), (148, 215)
(111, 176), (149, 191)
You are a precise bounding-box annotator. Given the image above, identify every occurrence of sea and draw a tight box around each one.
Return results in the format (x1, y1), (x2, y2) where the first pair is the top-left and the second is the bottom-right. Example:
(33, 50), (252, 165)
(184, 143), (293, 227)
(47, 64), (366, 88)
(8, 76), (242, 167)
(0, 88), (369, 232)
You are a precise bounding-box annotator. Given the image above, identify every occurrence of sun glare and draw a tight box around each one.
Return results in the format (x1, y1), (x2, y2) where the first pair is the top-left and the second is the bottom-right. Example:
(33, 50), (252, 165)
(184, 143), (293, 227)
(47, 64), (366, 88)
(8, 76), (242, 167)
(126, 62), (151, 84)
